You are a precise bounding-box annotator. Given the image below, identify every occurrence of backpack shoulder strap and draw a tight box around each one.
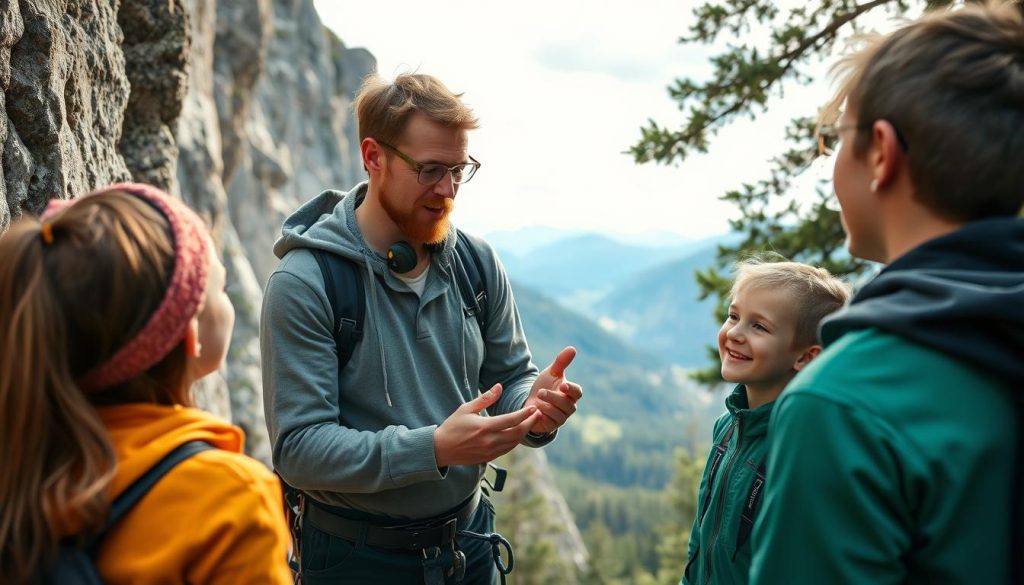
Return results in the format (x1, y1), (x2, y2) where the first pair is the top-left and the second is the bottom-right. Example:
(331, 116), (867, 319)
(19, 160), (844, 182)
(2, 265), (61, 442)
(697, 422), (735, 526)
(732, 457), (767, 559)
(311, 238), (482, 369)
(685, 422), (735, 582)
(88, 440), (214, 554)
(310, 248), (364, 371)
(453, 230), (489, 332)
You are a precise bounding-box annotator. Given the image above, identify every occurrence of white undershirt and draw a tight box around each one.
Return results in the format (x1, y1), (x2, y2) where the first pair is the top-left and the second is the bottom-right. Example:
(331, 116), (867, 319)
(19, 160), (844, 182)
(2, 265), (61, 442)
(395, 263), (430, 297)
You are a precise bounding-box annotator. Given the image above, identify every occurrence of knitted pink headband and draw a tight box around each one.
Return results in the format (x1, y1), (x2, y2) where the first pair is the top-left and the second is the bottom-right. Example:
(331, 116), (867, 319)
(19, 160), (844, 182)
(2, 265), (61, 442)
(41, 183), (210, 392)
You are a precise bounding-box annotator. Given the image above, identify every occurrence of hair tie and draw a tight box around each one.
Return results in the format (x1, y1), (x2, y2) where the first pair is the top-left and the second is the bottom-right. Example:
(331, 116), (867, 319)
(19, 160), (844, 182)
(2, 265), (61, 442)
(40, 223), (55, 245)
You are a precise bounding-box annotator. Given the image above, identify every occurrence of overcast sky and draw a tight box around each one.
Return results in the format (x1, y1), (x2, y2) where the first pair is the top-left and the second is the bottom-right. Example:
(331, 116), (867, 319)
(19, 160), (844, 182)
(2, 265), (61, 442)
(314, 0), (843, 242)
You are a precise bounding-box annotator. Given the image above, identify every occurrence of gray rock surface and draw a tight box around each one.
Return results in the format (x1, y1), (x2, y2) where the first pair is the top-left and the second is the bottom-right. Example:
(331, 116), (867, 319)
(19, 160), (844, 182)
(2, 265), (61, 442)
(224, 0), (372, 285)
(118, 0), (188, 193)
(3, 0), (131, 227)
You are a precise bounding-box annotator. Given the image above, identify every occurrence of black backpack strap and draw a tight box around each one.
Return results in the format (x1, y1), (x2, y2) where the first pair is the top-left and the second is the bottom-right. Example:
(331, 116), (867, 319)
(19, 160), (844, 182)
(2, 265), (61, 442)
(698, 422), (735, 527)
(453, 230), (488, 333)
(311, 248), (364, 372)
(312, 238), (483, 371)
(732, 457), (767, 560)
(86, 440), (214, 555)
(686, 423), (735, 583)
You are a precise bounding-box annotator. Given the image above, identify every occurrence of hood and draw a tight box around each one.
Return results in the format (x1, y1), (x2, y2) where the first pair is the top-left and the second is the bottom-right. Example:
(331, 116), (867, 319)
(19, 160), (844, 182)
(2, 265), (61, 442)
(272, 182), (462, 407)
(98, 404), (244, 499)
(273, 182), (459, 269)
(820, 217), (1024, 383)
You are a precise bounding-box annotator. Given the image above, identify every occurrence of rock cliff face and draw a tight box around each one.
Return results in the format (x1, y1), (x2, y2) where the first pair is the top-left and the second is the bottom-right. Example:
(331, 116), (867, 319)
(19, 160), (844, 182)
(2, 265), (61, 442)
(1, 0), (132, 231)
(0, 0), (371, 470)
(221, 0), (372, 286)
(0, 0), (587, 569)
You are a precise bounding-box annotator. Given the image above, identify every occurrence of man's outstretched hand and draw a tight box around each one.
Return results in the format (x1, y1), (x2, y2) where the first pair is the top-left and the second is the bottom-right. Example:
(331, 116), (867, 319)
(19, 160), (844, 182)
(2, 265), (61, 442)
(434, 384), (542, 467)
(524, 346), (583, 435)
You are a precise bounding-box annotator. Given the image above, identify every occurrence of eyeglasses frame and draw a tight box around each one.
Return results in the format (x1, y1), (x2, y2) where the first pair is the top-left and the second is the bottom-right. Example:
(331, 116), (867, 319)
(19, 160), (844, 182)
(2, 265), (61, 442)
(376, 140), (482, 186)
(818, 119), (909, 156)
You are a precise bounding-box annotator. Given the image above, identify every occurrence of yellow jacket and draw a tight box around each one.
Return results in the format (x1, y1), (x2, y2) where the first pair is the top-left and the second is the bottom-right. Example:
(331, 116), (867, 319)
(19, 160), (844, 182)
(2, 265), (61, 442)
(95, 404), (292, 584)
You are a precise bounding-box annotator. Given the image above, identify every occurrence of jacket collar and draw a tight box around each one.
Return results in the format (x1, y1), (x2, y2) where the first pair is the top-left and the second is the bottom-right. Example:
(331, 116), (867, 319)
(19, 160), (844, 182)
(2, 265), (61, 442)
(724, 384), (775, 440)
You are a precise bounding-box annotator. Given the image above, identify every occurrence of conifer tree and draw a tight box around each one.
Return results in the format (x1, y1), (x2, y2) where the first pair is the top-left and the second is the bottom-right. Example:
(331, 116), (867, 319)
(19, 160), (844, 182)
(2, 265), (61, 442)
(632, 0), (1023, 382)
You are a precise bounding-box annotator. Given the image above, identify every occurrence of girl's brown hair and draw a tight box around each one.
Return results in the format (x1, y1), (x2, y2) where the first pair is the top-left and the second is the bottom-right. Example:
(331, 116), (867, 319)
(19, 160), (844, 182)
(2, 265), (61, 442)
(0, 190), (192, 583)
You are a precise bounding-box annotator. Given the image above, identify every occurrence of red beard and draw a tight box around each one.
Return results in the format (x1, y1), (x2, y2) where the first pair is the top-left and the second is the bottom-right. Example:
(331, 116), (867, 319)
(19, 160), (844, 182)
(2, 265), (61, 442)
(380, 186), (453, 244)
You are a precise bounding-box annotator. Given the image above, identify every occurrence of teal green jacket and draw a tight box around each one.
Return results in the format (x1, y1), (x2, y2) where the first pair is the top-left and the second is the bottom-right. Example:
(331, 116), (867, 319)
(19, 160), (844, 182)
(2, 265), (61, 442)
(751, 218), (1024, 585)
(682, 385), (773, 585)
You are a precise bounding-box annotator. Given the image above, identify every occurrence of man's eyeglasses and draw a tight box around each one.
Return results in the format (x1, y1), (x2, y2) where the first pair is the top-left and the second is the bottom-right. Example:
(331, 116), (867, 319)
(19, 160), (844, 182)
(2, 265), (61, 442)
(377, 141), (481, 186)
(817, 119), (909, 156)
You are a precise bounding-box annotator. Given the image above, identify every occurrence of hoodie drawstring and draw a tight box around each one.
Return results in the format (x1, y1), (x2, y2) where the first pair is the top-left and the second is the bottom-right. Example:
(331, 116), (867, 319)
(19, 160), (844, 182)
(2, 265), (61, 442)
(363, 252), (393, 407)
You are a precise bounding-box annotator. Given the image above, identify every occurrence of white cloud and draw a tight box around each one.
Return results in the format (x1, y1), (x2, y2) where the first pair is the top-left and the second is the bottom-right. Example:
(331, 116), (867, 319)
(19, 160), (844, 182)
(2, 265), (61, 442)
(314, 0), (842, 240)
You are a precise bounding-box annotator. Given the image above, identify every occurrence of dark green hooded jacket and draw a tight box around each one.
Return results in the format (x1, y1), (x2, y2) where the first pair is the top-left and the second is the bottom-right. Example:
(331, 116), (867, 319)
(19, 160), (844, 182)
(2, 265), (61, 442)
(751, 218), (1024, 585)
(682, 385), (773, 585)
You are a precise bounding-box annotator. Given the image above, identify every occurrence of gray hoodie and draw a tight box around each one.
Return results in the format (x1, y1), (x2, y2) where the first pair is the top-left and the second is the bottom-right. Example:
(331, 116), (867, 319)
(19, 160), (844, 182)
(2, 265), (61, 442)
(261, 183), (542, 519)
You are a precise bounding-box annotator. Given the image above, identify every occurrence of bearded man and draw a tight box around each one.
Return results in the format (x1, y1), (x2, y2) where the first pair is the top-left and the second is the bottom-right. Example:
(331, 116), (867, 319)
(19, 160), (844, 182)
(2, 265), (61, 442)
(261, 72), (582, 585)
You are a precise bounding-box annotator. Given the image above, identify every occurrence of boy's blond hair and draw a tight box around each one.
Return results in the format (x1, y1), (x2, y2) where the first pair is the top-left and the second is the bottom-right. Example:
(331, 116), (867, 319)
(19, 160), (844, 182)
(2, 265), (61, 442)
(730, 257), (850, 348)
(354, 72), (480, 146)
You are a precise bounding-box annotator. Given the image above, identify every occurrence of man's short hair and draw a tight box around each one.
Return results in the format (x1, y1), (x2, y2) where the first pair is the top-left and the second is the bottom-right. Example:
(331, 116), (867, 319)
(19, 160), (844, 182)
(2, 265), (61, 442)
(353, 72), (480, 146)
(730, 257), (850, 348)
(821, 1), (1024, 221)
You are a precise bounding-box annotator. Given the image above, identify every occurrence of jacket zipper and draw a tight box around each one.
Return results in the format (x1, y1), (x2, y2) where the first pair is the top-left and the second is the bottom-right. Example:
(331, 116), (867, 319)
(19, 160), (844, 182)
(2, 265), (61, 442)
(703, 414), (743, 585)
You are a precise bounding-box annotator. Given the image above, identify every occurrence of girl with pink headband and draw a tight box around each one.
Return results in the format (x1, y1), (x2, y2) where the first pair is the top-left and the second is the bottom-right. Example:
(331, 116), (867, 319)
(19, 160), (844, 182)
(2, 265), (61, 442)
(0, 184), (292, 584)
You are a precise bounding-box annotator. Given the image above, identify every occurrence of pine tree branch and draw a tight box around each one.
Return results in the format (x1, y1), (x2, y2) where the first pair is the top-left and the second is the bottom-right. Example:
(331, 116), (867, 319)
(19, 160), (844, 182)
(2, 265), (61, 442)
(633, 0), (900, 165)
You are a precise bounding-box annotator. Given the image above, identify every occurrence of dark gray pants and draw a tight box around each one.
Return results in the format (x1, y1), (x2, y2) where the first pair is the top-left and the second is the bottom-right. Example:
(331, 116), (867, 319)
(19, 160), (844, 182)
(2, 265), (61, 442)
(299, 497), (499, 585)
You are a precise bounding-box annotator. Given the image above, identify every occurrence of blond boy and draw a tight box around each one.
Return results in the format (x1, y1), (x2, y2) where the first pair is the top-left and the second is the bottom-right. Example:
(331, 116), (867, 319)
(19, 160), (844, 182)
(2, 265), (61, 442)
(682, 260), (848, 585)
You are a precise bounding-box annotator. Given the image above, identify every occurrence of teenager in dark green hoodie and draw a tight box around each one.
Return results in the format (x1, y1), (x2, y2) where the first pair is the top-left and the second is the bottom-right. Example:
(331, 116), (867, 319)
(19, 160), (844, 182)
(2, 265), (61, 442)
(751, 4), (1024, 584)
(681, 260), (848, 585)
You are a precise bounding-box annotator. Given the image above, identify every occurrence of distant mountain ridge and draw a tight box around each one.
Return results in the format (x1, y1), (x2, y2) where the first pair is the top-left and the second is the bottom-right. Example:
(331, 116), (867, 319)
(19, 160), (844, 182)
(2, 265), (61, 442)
(486, 226), (706, 254)
(594, 246), (722, 367)
(497, 232), (729, 297)
(511, 283), (664, 373)
(510, 278), (725, 488)
(497, 231), (734, 368)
